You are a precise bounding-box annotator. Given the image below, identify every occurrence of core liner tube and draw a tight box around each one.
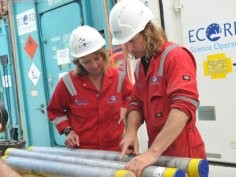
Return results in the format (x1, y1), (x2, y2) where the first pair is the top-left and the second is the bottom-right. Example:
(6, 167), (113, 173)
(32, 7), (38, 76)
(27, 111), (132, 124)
(28, 146), (125, 161)
(157, 156), (209, 177)
(28, 146), (209, 177)
(6, 148), (185, 177)
(2, 155), (135, 177)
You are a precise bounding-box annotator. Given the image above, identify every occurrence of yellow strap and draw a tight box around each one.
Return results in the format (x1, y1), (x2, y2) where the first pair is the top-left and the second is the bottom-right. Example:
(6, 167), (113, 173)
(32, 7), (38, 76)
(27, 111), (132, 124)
(188, 159), (201, 177)
(114, 170), (135, 177)
(163, 168), (177, 177)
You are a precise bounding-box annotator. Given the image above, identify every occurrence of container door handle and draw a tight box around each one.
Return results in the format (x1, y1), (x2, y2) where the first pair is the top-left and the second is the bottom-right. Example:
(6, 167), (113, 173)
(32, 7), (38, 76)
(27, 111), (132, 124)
(37, 104), (46, 114)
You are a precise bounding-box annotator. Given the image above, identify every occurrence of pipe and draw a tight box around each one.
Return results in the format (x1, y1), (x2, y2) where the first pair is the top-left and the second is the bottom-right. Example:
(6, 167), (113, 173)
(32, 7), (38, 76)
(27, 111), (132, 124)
(7, 0), (24, 139)
(28, 146), (208, 177)
(28, 145), (125, 161)
(156, 156), (209, 177)
(5, 148), (185, 177)
(6, 148), (126, 169)
(2, 155), (135, 177)
(103, 0), (114, 66)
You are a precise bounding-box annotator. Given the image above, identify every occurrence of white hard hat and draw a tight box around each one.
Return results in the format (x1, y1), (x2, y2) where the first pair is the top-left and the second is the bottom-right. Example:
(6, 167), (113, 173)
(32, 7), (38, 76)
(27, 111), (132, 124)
(109, 0), (154, 45)
(69, 25), (105, 58)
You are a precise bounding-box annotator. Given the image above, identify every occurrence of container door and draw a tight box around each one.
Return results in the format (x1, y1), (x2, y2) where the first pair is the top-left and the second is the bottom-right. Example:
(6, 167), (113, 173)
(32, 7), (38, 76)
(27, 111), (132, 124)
(40, 2), (82, 146)
(0, 22), (21, 141)
(9, 7), (53, 146)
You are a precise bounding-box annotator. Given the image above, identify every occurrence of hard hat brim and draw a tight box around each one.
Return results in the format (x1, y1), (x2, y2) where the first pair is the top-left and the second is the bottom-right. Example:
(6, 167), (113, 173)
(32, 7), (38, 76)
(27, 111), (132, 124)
(71, 42), (105, 58)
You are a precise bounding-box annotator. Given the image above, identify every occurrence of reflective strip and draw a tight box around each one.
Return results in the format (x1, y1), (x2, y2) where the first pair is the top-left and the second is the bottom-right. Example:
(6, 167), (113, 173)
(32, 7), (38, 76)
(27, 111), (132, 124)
(62, 73), (77, 96)
(158, 44), (199, 109)
(51, 116), (68, 126)
(124, 96), (132, 101)
(128, 101), (139, 106)
(117, 71), (125, 93)
(157, 44), (179, 76)
(171, 95), (199, 108)
(134, 44), (178, 78)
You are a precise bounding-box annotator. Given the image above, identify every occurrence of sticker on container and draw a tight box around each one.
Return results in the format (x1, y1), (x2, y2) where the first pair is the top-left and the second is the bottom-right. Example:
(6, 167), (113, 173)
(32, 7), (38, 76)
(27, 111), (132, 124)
(31, 89), (38, 97)
(28, 63), (41, 86)
(1, 75), (12, 88)
(203, 53), (232, 79)
(56, 48), (70, 65)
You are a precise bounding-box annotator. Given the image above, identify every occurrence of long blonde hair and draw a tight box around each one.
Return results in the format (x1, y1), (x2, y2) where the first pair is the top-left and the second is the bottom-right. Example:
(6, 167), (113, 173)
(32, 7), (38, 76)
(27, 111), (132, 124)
(72, 47), (110, 76)
(141, 22), (167, 59)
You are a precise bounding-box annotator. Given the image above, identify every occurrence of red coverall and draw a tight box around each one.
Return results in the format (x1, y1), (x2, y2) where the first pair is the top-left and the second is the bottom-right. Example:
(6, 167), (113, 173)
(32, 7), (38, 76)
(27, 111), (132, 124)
(128, 42), (206, 158)
(47, 67), (133, 151)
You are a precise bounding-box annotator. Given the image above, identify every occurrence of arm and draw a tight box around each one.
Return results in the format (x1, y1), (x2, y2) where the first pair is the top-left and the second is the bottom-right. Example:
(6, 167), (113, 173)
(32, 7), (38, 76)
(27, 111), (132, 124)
(120, 110), (143, 159)
(120, 63), (144, 158)
(0, 160), (21, 177)
(154, 47), (199, 156)
(47, 79), (72, 133)
(120, 74), (133, 108)
(149, 108), (189, 158)
(118, 74), (133, 124)
(124, 109), (188, 177)
(47, 77), (80, 148)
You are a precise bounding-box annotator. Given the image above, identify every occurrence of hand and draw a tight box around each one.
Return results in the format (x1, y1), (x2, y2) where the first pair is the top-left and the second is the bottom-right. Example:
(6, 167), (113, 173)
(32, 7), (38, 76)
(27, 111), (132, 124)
(64, 130), (80, 148)
(119, 132), (139, 160)
(125, 150), (159, 177)
(118, 115), (125, 125)
(118, 107), (127, 125)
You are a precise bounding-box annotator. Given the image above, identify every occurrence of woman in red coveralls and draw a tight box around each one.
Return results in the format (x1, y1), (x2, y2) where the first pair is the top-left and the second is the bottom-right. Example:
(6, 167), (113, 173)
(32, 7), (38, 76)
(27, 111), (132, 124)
(47, 26), (133, 151)
(109, 0), (206, 176)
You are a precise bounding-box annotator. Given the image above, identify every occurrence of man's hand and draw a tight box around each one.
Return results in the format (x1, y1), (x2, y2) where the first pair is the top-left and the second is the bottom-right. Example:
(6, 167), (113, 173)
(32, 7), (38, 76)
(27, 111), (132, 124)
(119, 132), (139, 160)
(124, 150), (159, 177)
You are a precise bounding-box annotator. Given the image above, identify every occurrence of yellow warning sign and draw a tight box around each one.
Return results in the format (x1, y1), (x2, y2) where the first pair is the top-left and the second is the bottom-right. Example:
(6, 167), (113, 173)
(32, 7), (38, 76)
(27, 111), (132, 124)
(203, 53), (232, 79)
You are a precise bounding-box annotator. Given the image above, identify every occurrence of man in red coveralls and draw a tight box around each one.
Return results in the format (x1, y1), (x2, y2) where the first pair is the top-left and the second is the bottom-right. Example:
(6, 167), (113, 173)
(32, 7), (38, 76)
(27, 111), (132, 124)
(109, 0), (206, 176)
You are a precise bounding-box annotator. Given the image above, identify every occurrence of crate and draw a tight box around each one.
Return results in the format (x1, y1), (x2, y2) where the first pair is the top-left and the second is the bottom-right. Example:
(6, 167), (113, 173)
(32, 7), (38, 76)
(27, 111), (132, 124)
(0, 140), (26, 156)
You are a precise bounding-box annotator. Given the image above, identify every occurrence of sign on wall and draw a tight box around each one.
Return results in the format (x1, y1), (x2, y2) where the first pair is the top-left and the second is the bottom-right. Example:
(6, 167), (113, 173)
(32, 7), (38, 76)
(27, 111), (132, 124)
(16, 8), (37, 36)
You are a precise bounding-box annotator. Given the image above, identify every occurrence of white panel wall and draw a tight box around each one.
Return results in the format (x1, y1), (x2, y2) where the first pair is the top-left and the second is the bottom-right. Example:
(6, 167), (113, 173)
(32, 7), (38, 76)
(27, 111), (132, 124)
(136, 0), (236, 164)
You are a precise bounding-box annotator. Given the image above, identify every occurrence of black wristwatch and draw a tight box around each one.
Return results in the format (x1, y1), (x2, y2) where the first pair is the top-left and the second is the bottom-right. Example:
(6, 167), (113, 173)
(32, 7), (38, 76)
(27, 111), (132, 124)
(63, 127), (72, 136)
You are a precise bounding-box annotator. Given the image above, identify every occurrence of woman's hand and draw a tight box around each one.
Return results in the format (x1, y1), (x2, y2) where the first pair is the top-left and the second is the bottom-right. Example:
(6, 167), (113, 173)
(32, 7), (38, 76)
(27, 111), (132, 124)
(64, 130), (80, 148)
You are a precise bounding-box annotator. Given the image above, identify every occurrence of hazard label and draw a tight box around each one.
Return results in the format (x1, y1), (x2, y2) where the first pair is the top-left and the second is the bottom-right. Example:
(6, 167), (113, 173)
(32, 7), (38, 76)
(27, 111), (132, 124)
(24, 35), (38, 59)
(28, 63), (41, 86)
